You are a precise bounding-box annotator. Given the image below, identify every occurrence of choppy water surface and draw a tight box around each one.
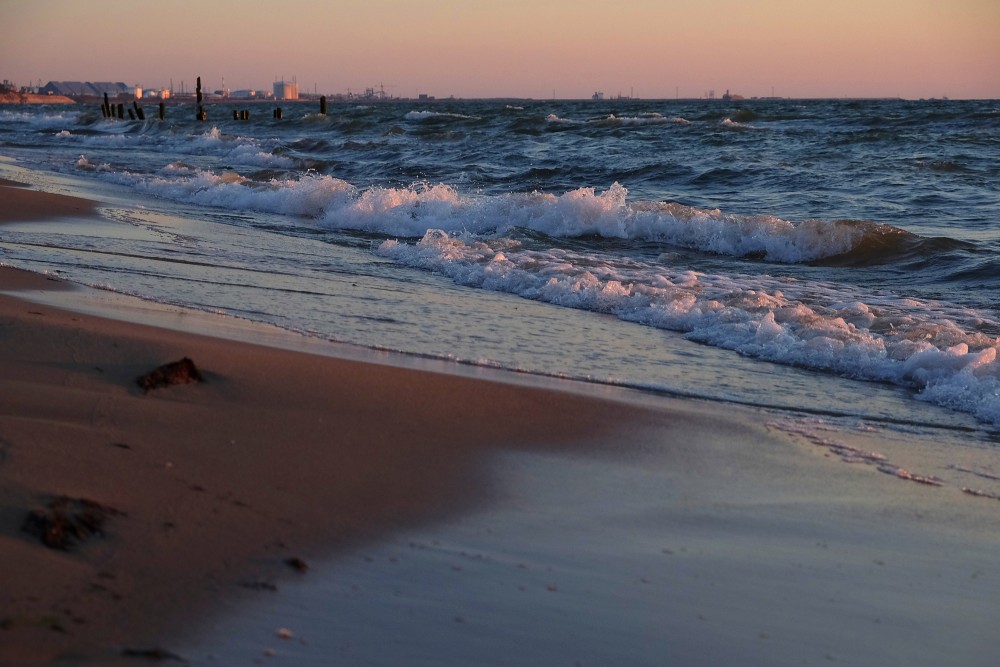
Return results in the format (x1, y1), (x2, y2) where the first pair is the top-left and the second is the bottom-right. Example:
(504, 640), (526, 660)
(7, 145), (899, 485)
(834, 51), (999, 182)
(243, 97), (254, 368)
(1, 98), (998, 433)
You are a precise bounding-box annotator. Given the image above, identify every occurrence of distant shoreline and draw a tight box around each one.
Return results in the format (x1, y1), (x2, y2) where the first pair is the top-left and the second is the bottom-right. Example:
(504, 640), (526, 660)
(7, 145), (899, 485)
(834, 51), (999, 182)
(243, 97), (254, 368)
(0, 92), (74, 104)
(5, 92), (972, 106)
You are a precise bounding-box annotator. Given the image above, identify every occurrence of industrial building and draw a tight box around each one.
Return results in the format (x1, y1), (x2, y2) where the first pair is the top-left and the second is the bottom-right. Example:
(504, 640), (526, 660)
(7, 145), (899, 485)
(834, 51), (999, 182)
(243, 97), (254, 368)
(273, 80), (299, 101)
(39, 81), (133, 98)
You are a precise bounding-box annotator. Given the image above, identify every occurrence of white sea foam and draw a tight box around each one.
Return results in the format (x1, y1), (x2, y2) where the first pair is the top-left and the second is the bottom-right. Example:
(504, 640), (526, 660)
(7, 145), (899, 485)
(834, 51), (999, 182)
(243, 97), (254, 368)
(319, 181), (868, 263)
(76, 155), (112, 172)
(545, 113), (692, 127)
(404, 111), (481, 121)
(545, 114), (584, 126)
(721, 118), (756, 130)
(601, 114), (674, 126)
(74, 169), (873, 263)
(377, 230), (1000, 425)
(91, 164), (354, 217)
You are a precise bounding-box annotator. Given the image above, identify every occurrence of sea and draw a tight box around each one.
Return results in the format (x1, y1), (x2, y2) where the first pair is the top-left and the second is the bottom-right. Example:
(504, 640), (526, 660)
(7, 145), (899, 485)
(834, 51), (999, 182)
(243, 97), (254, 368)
(1, 97), (998, 437)
(3, 98), (1000, 664)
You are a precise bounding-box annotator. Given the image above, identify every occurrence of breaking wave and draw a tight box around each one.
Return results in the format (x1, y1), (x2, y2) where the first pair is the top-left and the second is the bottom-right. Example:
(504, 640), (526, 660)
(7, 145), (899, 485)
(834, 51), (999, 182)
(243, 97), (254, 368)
(378, 230), (1000, 426)
(76, 168), (945, 266)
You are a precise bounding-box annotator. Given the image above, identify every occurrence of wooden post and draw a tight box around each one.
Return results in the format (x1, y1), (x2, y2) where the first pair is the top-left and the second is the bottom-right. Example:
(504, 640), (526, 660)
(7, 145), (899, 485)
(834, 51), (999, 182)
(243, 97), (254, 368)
(320, 95), (327, 115)
(133, 101), (145, 120)
(127, 108), (136, 120)
(196, 76), (204, 120)
(275, 107), (282, 120)
(117, 103), (124, 119)
(159, 102), (165, 120)
(233, 109), (239, 120)
(103, 92), (110, 118)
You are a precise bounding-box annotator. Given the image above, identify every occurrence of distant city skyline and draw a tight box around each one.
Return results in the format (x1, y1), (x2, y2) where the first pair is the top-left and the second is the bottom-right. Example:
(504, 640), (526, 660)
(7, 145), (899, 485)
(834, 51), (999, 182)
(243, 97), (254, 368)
(2, 0), (998, 100)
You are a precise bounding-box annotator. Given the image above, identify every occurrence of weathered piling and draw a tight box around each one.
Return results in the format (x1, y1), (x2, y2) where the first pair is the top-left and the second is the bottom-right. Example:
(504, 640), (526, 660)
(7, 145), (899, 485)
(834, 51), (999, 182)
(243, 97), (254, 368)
(127, 108), (136, 120)
(102, 92), (111, 118)
(133, 101), (145, 121)
(117, 103), (124, 119)
(320, 95), (327, 115)
(196, 76), (205, 121)
(274, 107), (283, 120)
(233, 109), (239, 121)
(159, 102), (165, 120)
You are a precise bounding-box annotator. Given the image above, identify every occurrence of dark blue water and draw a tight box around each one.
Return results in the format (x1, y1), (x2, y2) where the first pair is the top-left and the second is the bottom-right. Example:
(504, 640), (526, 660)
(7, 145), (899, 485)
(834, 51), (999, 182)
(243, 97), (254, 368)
(1, 98), (998, 429)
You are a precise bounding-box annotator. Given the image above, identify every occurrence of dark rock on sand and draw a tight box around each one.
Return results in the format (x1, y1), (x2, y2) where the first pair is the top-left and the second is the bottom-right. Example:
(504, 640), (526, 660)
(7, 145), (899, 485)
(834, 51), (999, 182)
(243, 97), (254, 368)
(22, 496), (122, 550)
(137, 358), (204, 392)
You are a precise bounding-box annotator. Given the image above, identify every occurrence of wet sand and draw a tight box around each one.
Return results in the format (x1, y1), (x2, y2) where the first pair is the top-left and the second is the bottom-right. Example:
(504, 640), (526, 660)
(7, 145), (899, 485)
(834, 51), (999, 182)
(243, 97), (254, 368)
(2, 182), (999, 665)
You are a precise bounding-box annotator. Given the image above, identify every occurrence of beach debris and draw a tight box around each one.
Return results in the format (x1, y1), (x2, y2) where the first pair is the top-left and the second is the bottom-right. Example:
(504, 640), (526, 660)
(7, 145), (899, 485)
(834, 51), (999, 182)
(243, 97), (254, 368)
(962, 488), (1000, 501)
(137, 357), (204, 392)
(21, 496), (123, 551)
(285, 556), (309, 573)
(276, 627), (294, 640)
(121, 647), (184, 661)
(876, 464), (944, 487)
(949, 465), (1000, 481)
(768, 419), (888, 465)
(768, 418), (945, 488)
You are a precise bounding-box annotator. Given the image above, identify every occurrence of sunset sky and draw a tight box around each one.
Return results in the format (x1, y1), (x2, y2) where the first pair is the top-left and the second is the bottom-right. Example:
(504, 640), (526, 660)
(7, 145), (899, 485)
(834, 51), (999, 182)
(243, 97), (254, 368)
(2, 0), (998, 99)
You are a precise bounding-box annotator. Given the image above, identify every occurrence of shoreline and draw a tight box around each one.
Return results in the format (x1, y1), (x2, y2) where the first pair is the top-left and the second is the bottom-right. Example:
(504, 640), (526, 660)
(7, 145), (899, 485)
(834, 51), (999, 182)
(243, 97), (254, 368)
(3, 174), (1000, 665)
(0, 93), (75, 105)
(0, 262), (666, 664)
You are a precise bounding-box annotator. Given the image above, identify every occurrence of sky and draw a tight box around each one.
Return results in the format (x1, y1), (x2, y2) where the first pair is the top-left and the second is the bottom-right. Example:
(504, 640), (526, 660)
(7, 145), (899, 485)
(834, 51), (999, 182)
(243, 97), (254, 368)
(2, 0), (998, 99)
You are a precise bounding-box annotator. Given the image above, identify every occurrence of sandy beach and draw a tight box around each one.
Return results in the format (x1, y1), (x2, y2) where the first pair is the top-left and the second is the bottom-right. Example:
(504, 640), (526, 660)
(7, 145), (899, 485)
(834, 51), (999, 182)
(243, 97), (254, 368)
(2, 181), (1000, 666)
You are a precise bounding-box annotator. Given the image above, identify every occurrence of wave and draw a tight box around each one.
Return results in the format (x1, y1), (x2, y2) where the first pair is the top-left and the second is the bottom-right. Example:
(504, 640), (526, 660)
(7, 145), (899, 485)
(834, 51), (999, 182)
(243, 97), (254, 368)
(545, 113), (691, 128)
(76, 164), (951, 266)
(405, 110), (481, 121)
(720, 118), (757, 130)
(312, 182), (906, 265)
(0, 108), (90, 130)
(814, 229), (976, 268)
(63, 124), (298, 170)
(378, 230), (1000, 427)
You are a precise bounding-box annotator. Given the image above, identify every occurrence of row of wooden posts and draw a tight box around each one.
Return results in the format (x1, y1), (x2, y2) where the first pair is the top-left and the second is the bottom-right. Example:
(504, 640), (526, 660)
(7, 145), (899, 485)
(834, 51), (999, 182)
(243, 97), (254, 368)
(101, 76), (329, 122)
(101, 92), (166, 121)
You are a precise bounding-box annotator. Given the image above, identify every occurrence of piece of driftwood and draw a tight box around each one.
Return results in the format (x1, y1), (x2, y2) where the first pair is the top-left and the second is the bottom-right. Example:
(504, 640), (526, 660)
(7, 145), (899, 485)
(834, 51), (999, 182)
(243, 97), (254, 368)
(136, 357), (204, 392)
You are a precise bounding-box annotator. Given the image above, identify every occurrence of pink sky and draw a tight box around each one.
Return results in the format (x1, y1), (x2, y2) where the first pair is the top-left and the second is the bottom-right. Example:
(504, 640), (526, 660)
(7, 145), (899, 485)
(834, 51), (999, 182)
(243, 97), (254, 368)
(2, 0), (998, 99)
